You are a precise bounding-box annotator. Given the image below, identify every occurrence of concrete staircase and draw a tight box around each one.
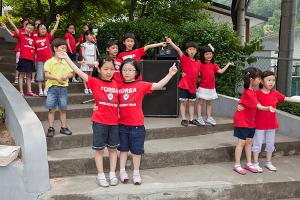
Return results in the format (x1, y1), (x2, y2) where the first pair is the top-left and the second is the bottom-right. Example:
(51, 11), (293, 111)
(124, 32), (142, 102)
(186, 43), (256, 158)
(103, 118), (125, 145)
(1, 37), (300, 200)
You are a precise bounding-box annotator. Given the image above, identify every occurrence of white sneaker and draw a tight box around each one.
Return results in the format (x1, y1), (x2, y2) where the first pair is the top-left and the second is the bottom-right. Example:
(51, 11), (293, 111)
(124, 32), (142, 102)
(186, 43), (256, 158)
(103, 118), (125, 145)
(133, 173), (142, 185)
(96, 176), (109, 187)
(253, 163), (263, 173)
(31, 79), (35, 83)
(109, 176), (119, 186)
(119, 170), (129, 183)
(14, 77), (18, 84)
(84, 89), (89, 94)
(206, 117), (216, 126)
(196, 117), (206, 126)
(72, 77), (79, 83)
(265, 162), (277, 171)
(43, 90), (47, 96)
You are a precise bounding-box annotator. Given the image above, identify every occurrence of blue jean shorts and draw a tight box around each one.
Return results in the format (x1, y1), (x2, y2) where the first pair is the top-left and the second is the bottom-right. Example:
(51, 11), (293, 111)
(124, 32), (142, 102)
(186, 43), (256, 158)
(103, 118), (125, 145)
(234, 127), (255, 140)
(36, 62), (45, 81)
(45, 86), (68, 110)
(92, 122), (120, 150)
(118, 124), (146, 155)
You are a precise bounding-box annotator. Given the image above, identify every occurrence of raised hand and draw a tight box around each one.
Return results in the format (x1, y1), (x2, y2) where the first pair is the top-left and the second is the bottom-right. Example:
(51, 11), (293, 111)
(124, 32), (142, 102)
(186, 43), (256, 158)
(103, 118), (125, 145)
(169, 63), (178, 76)
(0, 22), (6, 28)
(56, 14), (61, 21)
(228, 62), (235, 66)
(165, 37), (172, 43)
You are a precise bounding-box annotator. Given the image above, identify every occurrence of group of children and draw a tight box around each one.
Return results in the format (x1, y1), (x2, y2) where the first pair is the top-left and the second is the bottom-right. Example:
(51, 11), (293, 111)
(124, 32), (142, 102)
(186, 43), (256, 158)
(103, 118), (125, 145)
(2, 13), (300, 186)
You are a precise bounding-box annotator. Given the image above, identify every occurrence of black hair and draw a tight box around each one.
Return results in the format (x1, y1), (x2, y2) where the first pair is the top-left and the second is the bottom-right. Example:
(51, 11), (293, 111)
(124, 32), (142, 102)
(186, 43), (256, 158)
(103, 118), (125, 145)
(185, 41), (198, 50)
(37, 23), (48, 36)
(106, 39), (118, 49)
(259, 70), (275, 89)
(51, 38), (67, 51)
(120, 58), (141, 79)
(91, 57), (114, 80)
(120, 33), (137, 51)
(200, 45), (215, 64)
(243, 67), (263, 89)
(67, 23), (75, 29)
(20, 17), (28, 25)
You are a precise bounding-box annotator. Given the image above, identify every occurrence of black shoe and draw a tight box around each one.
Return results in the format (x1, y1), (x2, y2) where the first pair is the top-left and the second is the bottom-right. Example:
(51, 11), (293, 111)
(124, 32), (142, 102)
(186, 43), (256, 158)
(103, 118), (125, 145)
(189, 119), (201, 126)
(47, 127), (55, 137)
(60, 127), (72, 135)
(181, 120), (189, 127)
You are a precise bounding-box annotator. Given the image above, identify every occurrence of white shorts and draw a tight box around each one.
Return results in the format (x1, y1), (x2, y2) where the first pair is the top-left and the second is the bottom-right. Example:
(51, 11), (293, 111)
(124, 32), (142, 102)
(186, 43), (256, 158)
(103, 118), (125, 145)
(16, 52), (20, 64)
(196, 87), (218, 100)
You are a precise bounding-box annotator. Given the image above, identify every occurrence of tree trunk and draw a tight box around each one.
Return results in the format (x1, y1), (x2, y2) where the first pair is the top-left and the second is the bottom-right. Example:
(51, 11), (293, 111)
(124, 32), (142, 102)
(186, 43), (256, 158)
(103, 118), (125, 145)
(129, 0), (137, 21)
(237, 0), (246, 45)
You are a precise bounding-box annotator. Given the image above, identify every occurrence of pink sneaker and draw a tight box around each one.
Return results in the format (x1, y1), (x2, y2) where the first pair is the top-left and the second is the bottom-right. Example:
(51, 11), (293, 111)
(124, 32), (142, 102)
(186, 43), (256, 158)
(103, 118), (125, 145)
(244, 164), (258, 173)
(26, 92), (38, 97)
(233, 166), (246, 175)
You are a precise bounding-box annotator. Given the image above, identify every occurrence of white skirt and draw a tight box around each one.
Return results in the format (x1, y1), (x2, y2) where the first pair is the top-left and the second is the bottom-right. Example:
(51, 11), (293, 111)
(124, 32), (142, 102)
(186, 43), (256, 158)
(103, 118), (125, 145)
(196, 87), (218, 100)
(80, 56), (95, 72)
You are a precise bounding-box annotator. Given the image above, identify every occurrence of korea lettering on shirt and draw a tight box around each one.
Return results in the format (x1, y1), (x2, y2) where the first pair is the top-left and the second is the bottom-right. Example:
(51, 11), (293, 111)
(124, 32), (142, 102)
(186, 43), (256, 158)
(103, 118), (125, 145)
(119, 87), (137, 107)
(98, 86), (119, 107)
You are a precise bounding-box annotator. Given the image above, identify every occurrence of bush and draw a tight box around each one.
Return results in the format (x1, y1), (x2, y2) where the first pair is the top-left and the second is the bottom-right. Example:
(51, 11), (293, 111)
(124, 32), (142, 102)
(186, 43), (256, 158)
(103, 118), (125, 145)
(0, 106), (5, 123)
(277, 102), (300, 116)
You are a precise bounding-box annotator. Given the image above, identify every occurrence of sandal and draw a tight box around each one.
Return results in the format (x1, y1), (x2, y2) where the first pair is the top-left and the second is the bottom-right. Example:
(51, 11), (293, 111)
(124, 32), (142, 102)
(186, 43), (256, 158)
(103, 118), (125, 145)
(26, 92), (38, 97)
(233, 165), (246, 175)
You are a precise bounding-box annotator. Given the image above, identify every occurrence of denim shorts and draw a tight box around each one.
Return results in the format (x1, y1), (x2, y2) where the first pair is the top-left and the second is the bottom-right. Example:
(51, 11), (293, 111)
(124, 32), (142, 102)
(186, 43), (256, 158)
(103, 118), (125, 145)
(36, 62), (45, 81)
(45, 86), (68, 110)
(118, 124), (146, 155)
(179, 88), (196, 101)
(234, 127), (255, 140)
(92, 122), (120, 150)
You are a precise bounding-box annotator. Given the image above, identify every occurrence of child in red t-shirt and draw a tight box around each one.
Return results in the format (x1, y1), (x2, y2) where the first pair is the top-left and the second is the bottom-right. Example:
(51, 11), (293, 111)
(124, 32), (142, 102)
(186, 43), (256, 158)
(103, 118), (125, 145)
(61, 53), (120, 188)
(247, 71), (300, 172)
(197, 44), (234, 126)
(118, 33), (166, 62)
(106, 39), (123, 84)
(233, 67), (275, 175)
(166, 38), (201, 127)
(118, 58), (177, 185)
(34, 14), (60, 96)
(5, 13), (37, 96)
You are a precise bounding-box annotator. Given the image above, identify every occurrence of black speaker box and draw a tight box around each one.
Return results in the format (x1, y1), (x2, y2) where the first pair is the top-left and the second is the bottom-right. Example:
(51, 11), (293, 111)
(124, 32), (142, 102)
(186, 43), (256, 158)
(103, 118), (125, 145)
(141, 60), (179, 117)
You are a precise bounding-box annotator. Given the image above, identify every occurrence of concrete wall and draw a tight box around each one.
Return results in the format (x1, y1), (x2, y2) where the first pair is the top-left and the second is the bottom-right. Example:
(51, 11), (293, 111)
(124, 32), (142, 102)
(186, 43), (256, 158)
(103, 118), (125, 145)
(0, 28), (17, 43)
(0, 73), (50, 200)
(210, 94), (300, 138)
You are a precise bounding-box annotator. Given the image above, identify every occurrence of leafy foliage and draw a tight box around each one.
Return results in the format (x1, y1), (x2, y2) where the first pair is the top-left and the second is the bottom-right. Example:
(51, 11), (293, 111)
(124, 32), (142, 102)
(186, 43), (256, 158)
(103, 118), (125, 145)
(277, 102), (300, 116)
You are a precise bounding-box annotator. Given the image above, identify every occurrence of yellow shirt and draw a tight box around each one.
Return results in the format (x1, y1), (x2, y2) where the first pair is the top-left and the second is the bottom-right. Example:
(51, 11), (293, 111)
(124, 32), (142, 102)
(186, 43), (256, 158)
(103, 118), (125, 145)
(44, 57), (74, 90)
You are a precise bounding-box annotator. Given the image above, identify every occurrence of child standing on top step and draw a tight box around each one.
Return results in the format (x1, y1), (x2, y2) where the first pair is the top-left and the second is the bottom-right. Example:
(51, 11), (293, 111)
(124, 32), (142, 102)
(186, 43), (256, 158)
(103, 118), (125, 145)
(80, 30), (97, 94)
(118, 58), (177, 185)
(242, 71), (300, 172)
(196, 44), (234, 126)
(166, 38), (201, 127)
(5, 13), (37, 96)
(34, 14), (60, 96)
(44, 38), (74, 137)
(60, 53), (120, 188)
(106, 39), (122, 84)
(233, 67), (276, 175)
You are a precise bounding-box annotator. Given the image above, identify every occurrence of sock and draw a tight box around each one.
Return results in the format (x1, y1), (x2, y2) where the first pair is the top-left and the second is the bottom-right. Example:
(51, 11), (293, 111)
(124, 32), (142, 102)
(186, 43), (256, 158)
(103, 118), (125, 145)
(97, 173), (105, 179)
(234, 164), (241, 168)
(120, 168), (126, 172)
(266, 160), (272, 164)
(247, 162), (252, 166)
(109, 171), (116, 178)
(133, 170), (140, 175)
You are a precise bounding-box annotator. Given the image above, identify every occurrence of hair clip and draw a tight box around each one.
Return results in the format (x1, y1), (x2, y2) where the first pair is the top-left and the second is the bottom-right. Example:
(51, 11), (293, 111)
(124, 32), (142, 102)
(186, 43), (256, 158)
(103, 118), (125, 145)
(208, 43), (215, 52)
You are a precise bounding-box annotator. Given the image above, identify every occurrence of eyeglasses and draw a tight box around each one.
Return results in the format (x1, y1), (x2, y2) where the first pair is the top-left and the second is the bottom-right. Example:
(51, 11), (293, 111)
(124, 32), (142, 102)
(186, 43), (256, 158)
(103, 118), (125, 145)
(122, 69), (136, 73)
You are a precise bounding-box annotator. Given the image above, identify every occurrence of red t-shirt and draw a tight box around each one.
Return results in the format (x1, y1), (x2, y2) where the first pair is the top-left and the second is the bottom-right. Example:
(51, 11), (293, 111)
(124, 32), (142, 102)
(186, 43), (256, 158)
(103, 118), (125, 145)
(33, 30), (38, 37)
(34, 33), (53, 62)
(118, 81), (153, 126)
(199, 62), (221, 89)
(17, 33), (35, 61)
(234, 89), (259, 128)
(87, 76), (119, 125)
(118, 48), (145, 61)
(113, 57), (123, 84)
(12, 28), (25, 52)
(64, 32), (76, 53)
(78, 34), (97, 44)
(255, 89), (285, 130)
(178, 55), (201, 94)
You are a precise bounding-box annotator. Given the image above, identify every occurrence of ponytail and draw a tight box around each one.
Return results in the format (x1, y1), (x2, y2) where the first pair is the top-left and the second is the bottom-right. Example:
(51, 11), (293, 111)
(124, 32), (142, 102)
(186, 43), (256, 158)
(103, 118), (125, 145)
(243, 67), (262, 89)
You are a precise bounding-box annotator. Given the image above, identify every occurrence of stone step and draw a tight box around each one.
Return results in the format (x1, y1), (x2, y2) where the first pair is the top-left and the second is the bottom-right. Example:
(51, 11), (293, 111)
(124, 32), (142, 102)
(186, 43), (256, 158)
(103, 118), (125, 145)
(0, 49), (16, 56)
(0, 43), (16, 50)
(0, 63), (17, 73)
(0, 56), (16, 63)
(40, 155), (300, 200)
(33, 103), (93, 121)
(13, 82), (85, 94)
(44, 117), (233, 151)
(26, 93), (93, 107)
(47, 131), (300, 178)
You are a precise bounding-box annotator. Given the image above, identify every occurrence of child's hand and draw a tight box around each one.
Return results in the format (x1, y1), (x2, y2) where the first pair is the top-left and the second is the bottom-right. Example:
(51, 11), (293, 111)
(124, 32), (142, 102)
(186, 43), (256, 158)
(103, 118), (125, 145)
(57, 51), (68, 59)
(0, 22), (6, 28)
(94, 61), (99, 68)
(169, 63), (178, 76)
(61, 74), (69, 81)
(237, 104), (244, 111)
(93, 104), (98, 111)
(165, 37), (172, 43)
(56, 77), (65, 85)
(181, 72), (186, 77)
(228, 62), (235, 66)
(268, 106), (276, 113)
(161, 42), (167, 47)
(56, 14), (61, 21)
